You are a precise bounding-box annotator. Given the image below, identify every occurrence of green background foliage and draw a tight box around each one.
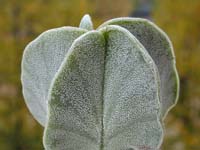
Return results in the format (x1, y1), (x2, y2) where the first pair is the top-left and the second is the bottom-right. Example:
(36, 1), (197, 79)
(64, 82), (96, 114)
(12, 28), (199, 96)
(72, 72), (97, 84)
(0, 0), (199, 149)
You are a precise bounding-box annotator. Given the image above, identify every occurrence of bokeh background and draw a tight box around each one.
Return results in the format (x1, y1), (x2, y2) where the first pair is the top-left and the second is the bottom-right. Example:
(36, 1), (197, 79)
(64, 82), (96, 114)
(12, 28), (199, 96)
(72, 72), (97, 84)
(0, 0), (200, 149)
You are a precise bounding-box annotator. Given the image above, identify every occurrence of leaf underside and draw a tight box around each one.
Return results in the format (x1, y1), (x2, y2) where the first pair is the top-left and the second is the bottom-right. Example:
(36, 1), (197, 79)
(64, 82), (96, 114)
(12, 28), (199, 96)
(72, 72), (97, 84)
(99, 18), (179, 118)
(44, 26), (163, 150)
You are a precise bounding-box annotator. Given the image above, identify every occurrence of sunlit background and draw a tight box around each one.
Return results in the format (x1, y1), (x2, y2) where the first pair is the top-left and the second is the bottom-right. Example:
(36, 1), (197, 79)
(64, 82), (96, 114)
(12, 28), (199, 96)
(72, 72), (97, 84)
(0, 0), (200, 149)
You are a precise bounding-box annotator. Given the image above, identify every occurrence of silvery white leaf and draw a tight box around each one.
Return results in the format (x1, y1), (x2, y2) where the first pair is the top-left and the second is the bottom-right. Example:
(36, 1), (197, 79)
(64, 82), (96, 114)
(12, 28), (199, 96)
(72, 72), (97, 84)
(44, 31), (105, 150)
(100, 25), (163, 150)
(21, 27), (86, 126)
(79, 14), (94, 31)
(44, 25), (163, 150)
(99, 18), (179, 118)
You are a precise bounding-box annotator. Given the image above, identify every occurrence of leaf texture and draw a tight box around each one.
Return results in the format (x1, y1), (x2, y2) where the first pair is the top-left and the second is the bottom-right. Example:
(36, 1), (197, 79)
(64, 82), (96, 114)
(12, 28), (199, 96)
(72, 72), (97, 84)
(44, 31), (105, 150)
(21, 27), (86, 126)
(100, 25), (163, 150)
(99, 18), (179, 118)
(44, 25), (163, 150)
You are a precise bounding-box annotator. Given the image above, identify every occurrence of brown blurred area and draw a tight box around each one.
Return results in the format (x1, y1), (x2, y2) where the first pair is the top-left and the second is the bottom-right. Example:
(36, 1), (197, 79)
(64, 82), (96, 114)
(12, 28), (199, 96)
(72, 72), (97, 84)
(0, 0), (199, 149)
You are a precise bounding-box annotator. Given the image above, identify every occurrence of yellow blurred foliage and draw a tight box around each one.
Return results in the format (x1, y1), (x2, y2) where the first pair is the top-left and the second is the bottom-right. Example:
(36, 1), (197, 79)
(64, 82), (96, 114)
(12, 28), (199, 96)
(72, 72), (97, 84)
(154, 0), (200, 149)
(0, 0), (200, 150)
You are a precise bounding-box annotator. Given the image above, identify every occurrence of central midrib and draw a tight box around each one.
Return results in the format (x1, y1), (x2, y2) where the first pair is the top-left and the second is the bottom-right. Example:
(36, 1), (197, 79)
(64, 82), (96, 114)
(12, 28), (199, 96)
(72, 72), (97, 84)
(100, 33), (109, 150)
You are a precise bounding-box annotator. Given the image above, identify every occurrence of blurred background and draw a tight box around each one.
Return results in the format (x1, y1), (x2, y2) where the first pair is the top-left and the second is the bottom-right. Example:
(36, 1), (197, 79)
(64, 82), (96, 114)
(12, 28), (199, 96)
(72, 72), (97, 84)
(0, 0), (200, 149)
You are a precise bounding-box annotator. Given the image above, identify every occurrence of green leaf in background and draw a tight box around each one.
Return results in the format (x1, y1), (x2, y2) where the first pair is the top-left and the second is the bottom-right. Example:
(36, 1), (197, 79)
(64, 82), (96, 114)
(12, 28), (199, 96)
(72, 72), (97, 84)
(99, 18), (179, 119)
(43, 25), (163, 150)
(21, 27), (86, 126)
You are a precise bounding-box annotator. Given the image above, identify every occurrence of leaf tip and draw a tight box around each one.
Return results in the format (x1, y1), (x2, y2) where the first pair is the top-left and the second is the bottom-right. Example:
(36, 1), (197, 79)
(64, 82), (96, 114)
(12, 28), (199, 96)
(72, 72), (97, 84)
(79, 14), (94, 30)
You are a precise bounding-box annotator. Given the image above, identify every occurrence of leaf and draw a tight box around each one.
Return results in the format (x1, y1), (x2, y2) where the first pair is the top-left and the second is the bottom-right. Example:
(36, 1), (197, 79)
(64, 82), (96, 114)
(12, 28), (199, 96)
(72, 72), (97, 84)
(44, 25), (163, 150)
(100, 25), (163, 150)
(44, 31), (105, 150)
(21, 27), (86, 126)
(99, 18), (179, 118)
(79, 14), (94, 31)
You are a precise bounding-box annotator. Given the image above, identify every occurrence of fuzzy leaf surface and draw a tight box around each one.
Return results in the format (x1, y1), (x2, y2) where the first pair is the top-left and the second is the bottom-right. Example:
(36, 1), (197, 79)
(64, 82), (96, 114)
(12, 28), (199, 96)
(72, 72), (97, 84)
(21, 27), (86, 126)
(99, 18), (179, 118)
(44, 31), (105, 150)
(44, 26), (163, 150)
